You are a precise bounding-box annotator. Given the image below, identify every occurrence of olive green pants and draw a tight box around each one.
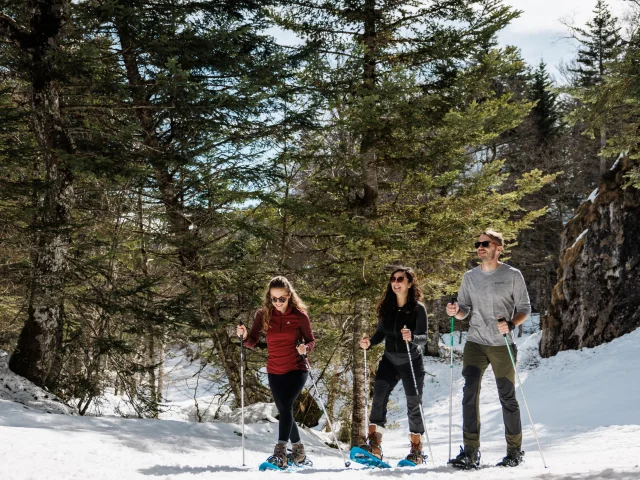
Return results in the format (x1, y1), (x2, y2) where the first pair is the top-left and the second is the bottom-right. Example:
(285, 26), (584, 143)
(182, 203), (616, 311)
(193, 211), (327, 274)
(461, 340), (522, 452)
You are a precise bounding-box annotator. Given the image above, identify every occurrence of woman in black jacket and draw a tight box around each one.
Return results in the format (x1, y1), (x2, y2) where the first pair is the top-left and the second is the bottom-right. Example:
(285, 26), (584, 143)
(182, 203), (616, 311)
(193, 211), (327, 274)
(359, 266), (428, 464)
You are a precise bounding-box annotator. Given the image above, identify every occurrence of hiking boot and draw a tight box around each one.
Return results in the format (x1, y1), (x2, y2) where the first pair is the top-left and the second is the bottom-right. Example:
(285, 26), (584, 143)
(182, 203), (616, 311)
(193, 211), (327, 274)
(359, 424), (384, 460)
(268, 443), (288, 468)
(405, 433), (425, 465)
(496, 449), (524, 467)
(448, 445), (480, 469)
(290, 443), (307, 466)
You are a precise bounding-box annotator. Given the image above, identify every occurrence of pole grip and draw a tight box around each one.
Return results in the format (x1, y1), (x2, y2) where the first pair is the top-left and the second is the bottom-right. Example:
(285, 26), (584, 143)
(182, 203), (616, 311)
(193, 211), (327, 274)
(498, 317), (507, 338)
(403, 325), (410, 344)
(238, 319), (245, 341)
(296, 339), (308, 358)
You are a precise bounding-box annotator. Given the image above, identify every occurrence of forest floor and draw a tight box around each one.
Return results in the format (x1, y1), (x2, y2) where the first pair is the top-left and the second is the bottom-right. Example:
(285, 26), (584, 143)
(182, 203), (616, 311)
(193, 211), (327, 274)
(1, 327), (639, 479)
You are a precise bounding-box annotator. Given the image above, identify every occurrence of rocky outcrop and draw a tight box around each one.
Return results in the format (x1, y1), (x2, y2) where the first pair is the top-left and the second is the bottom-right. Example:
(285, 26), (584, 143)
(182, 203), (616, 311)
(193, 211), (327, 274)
(540, 157), (640, 357)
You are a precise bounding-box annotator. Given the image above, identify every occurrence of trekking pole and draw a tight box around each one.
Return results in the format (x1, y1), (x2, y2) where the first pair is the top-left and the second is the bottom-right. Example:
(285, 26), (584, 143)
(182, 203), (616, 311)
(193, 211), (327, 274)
(239, 321), (246, 467)
(297, 342), (351, 468)
(403, 326), (435, 467)
(448, 298), (456, 461)
(363, 334), (369, 437)
(498, 319), (548, 469)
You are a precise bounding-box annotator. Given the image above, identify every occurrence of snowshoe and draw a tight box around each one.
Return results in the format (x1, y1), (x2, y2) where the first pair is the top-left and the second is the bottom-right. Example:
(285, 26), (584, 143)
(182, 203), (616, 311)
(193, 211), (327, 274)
(496, 449), (524, 467)
(258, 443), (288, 471)
(448, 445), (480, 470)
(349, 446), (391, 469)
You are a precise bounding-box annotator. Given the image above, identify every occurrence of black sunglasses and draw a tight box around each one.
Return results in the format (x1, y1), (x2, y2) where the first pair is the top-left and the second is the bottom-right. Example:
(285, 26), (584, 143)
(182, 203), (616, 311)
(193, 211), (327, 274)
(271, 296), (288, 304)
(474, 240), (494, 249)
(390, 275), (406, 283)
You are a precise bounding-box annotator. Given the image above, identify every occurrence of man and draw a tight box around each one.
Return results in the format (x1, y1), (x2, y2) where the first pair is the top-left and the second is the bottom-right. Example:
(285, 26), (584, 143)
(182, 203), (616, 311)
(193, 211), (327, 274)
(446, 229), (531, 469)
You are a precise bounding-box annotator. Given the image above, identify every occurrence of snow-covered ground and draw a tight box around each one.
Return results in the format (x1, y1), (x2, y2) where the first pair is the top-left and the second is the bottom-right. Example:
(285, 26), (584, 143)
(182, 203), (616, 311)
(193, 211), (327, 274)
(0, 351), (75, 415)
(1, 327), (640, 479)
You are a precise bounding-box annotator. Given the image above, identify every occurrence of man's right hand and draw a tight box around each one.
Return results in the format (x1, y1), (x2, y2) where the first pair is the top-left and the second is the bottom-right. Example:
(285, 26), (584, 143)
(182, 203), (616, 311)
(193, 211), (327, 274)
(359, 336), (370, 350)
(446, 302), (460, 317)
(236, 324), (247, 341)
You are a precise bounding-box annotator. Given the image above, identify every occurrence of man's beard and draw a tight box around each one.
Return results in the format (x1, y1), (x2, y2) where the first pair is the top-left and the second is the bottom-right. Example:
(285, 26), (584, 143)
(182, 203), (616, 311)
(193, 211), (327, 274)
(480, 251), (496, 262)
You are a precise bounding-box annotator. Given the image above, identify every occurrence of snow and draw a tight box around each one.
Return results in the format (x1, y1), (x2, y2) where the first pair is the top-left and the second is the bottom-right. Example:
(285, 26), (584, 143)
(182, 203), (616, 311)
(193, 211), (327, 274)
(0, 351), (75, 415)
(571, 228), (589, 249)
(588, 188), (599, 202)
(1, 328), (640, 479)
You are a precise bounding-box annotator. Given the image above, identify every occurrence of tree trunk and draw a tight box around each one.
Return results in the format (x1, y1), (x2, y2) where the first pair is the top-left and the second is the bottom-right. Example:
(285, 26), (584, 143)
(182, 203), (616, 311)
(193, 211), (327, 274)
(424, 299), (442, 357)
(599, 125), (607, 177)
(147, 332), (158, 417)
(358, 0), (378, 216)
(325, 367), (338, 433)
(7, 0), (75, 390)
(351, 298), (370, 447)
(156, 328), (165, 403)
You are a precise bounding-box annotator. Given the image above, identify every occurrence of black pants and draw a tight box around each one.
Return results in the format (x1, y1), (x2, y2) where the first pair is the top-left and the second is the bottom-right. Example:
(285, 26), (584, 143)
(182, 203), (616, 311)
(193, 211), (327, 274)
(369, 354), (425, 434)
(268, 370), (308, 443)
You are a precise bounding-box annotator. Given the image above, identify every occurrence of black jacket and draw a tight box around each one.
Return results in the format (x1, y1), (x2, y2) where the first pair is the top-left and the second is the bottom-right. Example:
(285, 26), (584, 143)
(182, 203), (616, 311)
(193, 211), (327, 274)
(369, 301), (428, 358)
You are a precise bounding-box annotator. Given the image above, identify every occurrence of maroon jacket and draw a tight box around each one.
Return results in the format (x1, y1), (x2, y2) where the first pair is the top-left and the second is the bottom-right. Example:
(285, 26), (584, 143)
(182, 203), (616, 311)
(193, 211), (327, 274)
(244, 306), (316, 375)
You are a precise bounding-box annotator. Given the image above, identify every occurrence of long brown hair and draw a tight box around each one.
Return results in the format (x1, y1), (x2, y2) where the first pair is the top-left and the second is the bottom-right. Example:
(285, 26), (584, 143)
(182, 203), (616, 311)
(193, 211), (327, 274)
(260, 276), (308, 333)
(376, 266), (423, 317)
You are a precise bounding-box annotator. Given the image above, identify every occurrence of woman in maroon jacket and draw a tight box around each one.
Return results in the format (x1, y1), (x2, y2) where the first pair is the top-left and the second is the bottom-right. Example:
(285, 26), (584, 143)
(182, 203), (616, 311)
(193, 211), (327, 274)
(236, 276), (316, 468)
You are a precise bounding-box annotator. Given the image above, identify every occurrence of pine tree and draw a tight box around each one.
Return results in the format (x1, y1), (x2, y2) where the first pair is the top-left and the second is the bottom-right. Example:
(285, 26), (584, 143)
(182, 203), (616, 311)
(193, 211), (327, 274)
(587, 3), (640, 188)
(570, 0), (622, 87)
(0, 1), (78, 389)
(1, 1), (302, 407)
(271, 0), (554, 446)
(529, 61), (561, 142)
(567, 0), (622, 176)
(81, 0), (310, 406)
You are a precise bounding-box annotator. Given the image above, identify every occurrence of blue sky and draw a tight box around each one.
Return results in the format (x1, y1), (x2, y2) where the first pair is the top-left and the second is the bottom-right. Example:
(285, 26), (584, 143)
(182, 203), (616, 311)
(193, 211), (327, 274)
(499, 0), (629, 81)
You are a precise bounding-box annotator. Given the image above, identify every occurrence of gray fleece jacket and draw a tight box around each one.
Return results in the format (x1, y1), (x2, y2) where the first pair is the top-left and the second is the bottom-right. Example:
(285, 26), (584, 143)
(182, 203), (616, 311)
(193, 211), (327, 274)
(457, 263), (531, 346)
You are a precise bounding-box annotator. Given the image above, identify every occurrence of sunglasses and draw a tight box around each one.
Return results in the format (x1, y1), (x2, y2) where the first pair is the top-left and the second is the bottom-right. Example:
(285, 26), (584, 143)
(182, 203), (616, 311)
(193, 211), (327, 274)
(390, 275), (406, 283)
(271, 296), (289, 304)
(474, 240), (494, 249)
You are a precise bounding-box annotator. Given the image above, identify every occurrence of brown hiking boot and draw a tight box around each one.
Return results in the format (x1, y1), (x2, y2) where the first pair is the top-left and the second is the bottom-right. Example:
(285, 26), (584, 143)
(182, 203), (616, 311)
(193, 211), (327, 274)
(359, 424), (383, 459)
(268, 443), (288, 468)
(291, 443), (307, 466)
(406, 433), (425, 465)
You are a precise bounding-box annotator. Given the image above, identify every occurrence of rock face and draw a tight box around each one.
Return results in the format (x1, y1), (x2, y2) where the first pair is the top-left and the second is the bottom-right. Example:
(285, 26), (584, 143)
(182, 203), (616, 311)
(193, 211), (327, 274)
(540, 157), (640, 358)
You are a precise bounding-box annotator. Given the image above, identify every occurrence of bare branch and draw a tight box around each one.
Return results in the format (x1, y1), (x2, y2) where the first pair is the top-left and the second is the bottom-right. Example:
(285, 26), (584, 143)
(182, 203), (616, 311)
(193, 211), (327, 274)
(0, 13), (30, 47)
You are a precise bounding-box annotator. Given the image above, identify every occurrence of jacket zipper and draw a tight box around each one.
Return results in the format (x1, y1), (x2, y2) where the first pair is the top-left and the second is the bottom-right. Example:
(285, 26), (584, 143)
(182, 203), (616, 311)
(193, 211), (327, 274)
(394, 309), (400, 353)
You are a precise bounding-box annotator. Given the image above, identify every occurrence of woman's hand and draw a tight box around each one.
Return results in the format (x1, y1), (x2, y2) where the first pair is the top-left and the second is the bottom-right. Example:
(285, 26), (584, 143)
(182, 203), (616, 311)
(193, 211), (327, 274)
(359, 336), (371, 350)
(401, 328), (412, 342)
(236, 324), (247, 341)
(296, 343), (308, 355)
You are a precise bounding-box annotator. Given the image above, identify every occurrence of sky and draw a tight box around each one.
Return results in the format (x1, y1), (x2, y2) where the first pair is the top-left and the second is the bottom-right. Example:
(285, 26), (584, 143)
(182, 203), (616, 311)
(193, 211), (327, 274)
(269, 0), (632, 83)
(499, 0), (630, 81)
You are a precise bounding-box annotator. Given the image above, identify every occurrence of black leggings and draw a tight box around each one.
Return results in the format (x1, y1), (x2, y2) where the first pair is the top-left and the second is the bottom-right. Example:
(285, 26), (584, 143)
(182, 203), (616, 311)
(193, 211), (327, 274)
(268, 370), (308, 443)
